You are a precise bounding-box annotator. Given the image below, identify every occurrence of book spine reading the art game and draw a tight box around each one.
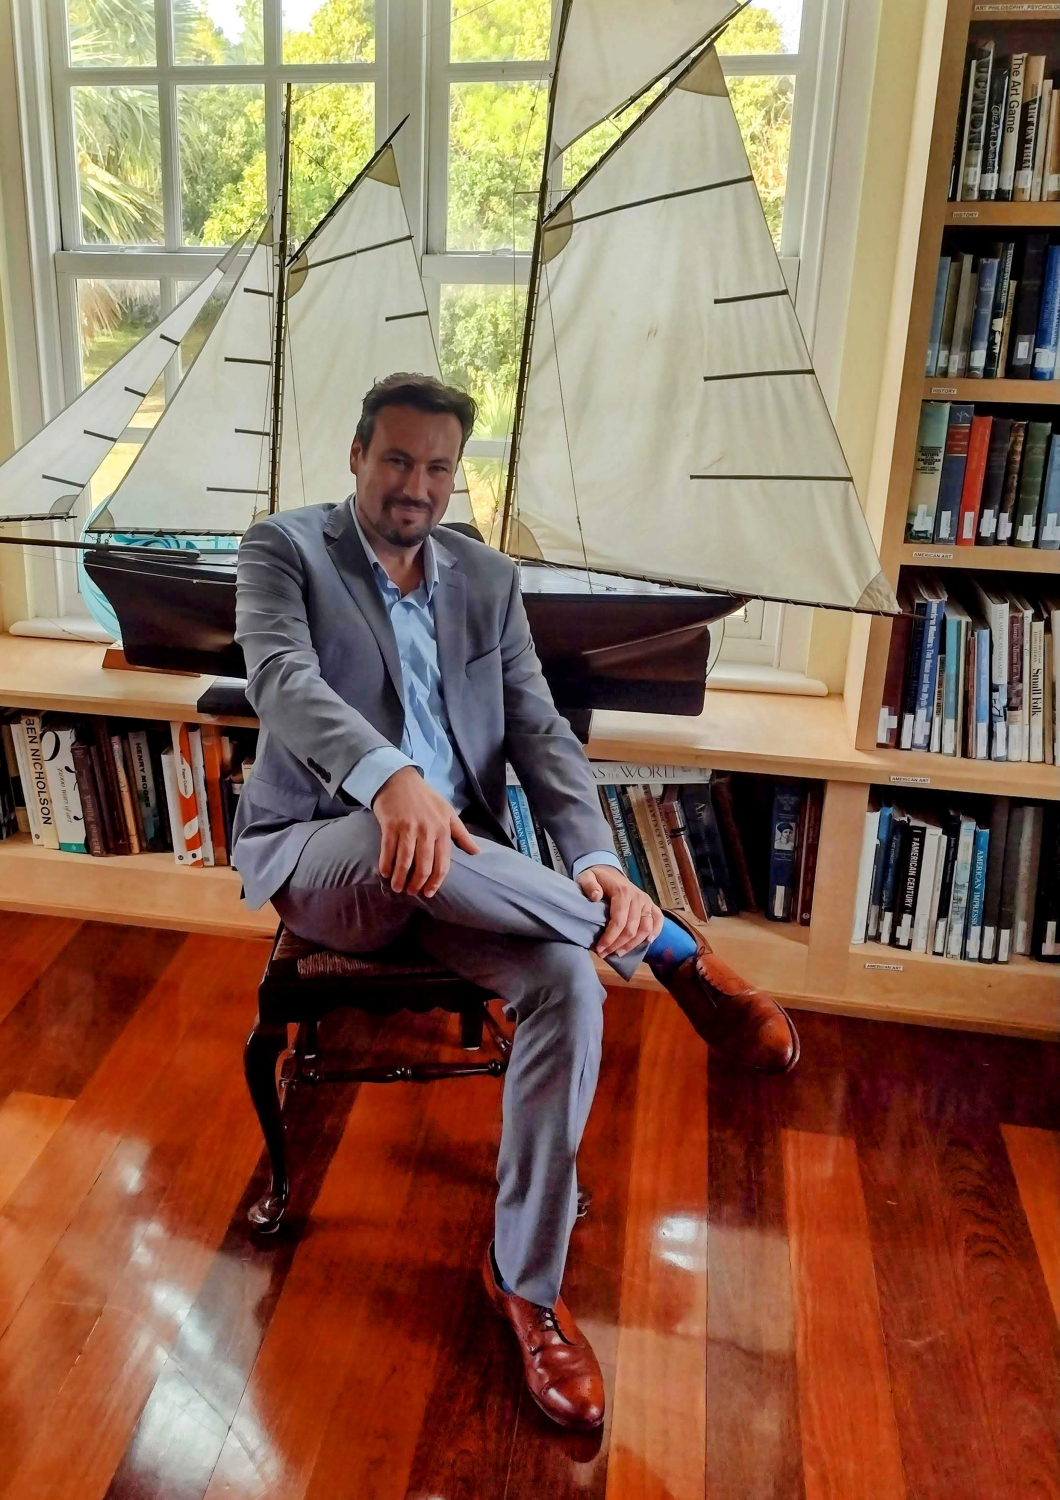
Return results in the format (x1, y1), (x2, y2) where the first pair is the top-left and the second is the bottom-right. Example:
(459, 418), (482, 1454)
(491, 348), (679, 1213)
(999, 53), (1027, 200)
(168, 722), (203, 865)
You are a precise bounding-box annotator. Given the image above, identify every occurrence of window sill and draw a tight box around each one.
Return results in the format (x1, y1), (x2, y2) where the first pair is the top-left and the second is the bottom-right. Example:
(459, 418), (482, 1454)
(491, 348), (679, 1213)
(706, 663), (828, 698)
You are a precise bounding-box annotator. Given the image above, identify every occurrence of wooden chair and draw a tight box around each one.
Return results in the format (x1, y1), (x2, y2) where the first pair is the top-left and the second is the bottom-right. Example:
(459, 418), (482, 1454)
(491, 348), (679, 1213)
(244, 922), (512, 1233)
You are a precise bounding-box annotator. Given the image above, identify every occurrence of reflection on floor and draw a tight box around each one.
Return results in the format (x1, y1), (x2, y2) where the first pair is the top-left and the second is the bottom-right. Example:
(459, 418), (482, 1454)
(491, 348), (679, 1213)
(0, 910), (1058, 1498)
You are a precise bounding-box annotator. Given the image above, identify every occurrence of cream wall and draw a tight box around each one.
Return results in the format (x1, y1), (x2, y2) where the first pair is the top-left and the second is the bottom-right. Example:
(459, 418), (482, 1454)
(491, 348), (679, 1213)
(807, 0), (934, 692)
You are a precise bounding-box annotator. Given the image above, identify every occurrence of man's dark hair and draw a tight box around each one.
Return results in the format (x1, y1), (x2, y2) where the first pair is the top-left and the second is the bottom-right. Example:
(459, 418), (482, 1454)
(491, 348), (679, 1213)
(355, 372), (477, 456)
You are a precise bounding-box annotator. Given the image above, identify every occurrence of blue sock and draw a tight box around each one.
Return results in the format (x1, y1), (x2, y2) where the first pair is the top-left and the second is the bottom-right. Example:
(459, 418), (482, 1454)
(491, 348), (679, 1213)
(645, 916), (698, 976)
(491, 1241), (517, 1296)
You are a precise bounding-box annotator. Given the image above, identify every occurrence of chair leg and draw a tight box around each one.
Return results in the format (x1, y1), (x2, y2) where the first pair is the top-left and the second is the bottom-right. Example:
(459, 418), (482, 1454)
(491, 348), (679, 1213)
(460, 1005), (485, 1051)
(244, 1017), (290, 1234)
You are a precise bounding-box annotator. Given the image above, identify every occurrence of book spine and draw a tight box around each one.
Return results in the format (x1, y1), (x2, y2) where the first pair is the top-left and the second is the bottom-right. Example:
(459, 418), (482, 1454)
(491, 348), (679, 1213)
(617, 786), (659, 903)
(934, 404), (974, 543)
(710, 772), (758, 912)
(999, 54), (1027, 199)
(1008, 609), (1025, 762)
(17, 714), (59, 849)
(680, 785), (739, 916)
(71, 741), (108, 858)
(602, 785), (645, 889)
(1014, 56), (1046, 200)
(109, 733), (142, 855)
(985, 243), (1016, 379)
(878, 818), (908, 947)
(1046, 84), (1060, 199)
(926, 260), (952, 376)
(997, 419), (1028, 543)
(1, 722), (29, 838)
(946, 820), (977, 958)
(980, 799), (1010, 961)
(127, 728), (162, 850)
(906, 403), (950, 539)
(631, 786), (687, 911)
(1030, 618), (1046, 760)
(797, 782), (823, 926)
(513, 786), (542, 863)
(659, 789), (709, 922)
(964, 825), (991, 960)
(1033, 244), (1060, 378)
(933, 815), (961, 954)
(947, 254), (978, 375)
(767, 781), (802, 923)
(1014, 420), (1051, 545)
(957, 414), (993, 542)
(938, 259), (963, 373)
(1033, 79), (1054, 199)
(506, 786), (534, 859)
(9, 718), (46, 846)
(200, 725), (229, 866)
(160, 749), (194, 864)
(40, 724), (87, 854)
(1010, 234), (1049, 375)
(962, 43), (994, 198)
(168, 723), (203, 864)
(894, 825), (925, 950)
(866, 805), (894, 940)
(912, 828), (942, 954)
(976, 415), (1012, 541)
(980, 62), (1010, 199)
(968, 259), (1000, 376)
(879, 615), (912, 748)
(913, 601), (945, 752)
(1038, 432), (1060, 547)
(187, 727), (215, 867)
(851, 808), (880, 945)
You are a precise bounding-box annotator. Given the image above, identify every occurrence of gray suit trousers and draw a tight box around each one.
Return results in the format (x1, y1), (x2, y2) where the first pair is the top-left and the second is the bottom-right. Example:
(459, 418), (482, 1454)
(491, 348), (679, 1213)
(271, 810), (645, 1307)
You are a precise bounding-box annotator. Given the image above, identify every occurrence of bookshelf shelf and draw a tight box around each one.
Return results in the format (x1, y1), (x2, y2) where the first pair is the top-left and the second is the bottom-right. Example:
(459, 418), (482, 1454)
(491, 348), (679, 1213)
(844, 941), (1060, 1036)
(898, 541), (1060, 570)
(971, 5), (1060, 20)
(923, 377), (1060, 402)
(944, 201), (1060, 224)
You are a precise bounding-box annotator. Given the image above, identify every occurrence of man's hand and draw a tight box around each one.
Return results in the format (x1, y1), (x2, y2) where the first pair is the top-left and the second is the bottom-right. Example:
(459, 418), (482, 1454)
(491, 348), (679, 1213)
(576, 864), (663, 959)
(372, 767), (479, 898)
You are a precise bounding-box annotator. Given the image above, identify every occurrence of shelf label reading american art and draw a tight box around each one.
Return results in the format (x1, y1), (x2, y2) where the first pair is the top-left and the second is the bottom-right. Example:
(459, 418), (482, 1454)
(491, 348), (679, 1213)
(888, 774), (931, 786)
(911, 549), (955, 561)
(864, 961), (904, 972)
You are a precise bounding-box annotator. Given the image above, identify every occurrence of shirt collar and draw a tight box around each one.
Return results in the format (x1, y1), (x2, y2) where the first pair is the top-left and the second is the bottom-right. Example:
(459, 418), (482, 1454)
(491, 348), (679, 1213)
(349, 496), (438, 601)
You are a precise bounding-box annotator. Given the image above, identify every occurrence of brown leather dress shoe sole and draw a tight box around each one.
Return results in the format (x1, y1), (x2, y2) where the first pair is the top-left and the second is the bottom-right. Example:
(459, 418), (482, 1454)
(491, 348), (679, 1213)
(482, 1246), (605, 1431)
(660, 909), (800, 1074)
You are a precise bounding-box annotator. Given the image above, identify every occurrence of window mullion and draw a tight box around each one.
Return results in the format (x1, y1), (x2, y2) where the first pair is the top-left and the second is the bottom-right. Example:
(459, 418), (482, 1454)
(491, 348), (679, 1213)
(264, 0), (283, 210)
(154, 0), (181, 249)
(425, 0), (449, 257)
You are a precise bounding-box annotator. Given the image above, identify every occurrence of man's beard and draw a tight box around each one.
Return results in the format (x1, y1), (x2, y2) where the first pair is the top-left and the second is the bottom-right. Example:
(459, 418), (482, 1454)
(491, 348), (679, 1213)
(376, 495), (435, 547)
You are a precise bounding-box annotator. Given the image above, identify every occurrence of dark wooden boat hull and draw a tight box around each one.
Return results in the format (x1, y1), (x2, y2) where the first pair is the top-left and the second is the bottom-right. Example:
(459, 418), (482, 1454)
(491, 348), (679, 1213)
(84, 548), (741, 722)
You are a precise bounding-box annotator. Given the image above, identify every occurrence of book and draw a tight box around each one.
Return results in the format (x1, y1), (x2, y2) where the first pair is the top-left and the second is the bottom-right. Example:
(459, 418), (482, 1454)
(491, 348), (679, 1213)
(627, 785), (688, 912)
(980, 60), (1010, 199)
(926, 260), (954, 376)
(964, 823), (991, 960)
(680, 782), (740, 917)
(659, 788), (709, 922)
(795, 781), (823, 926)
(109, 732), (142, 855)
(946, 254), (978, 376)
(1033, 244), (1060, 378)
(39, 722), (86, 855)
(1013, 420), (1051, 545)
(956, 414), (993, 541)
(933, 810), (962, 955)
(907, 403), (950, 539)
(933, 404), (974, 543)
(200, 725), (229, 866)
(851, 803), (881, 945)
(1014, 803), (1044, 954)
(962, 41), (995, 199)
(711, 771), (758, 911)
(956, 54), (979, 200)
(997, 802), (1024, 963)
(126, 727), (164, 851)
(186, 727), (215, 868)
(1047, 83), (1060, 199)
(616, 786), (659, 903)
(168, 722), (203, 865)
(90, 716), (129, 856)
(1014, 54), (1047, 201)
(10, 715), (57, 848)
(894, 821), (925, 951)
(1009, 234), (1049, 375)
(912, 820), (944, 954)
(968, 258), (1000, 376)
(160, 748), (194, 865)
(942, 598), (970, 757)
(972, 579), (1010, 759)
(766, 780), (802, 923)
(910, 576), (947, 752)
(979, 798), (1010, 961)
(1, 722), (29, 837)
(1032, 805), (1060, 960)
(506, 785), (540, 861)
(945, 813), (978, 959)
(879, 813), (909, 947)
(879, 614), (913, 748)
(985, 242), (1016, 378)
(937, 258), (964, 374)
(866, 803), (895, 941)
(999, 52), (1027, 199)
(70, 739), (108, 858)
(1033, 79), (1054, 200)
(996, 418), (1027, 542)
(602, 784), (647, 891)
(975, 415), (1012, 542)
(1006, 593), (1030, 762)
(1038, 434), (1060, 548)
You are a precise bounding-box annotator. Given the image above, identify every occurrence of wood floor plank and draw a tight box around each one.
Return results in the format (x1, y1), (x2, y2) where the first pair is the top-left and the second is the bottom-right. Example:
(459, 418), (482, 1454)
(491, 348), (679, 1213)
(0, 974), (267, 1500)
(783, 1128), (906, 1500)
(602, 994), (708, 1500)
(842, 1021), (1004, 1499)
(0, 943), (267, 1484)
(101, 1011), (382, 1500)
(502, 987), (646, 1500)
(0, 922), (184, 1103)
(0, 933), (264, 1342)
(0, 1093), (74, 1211)
(0, 913), (80, 1030)
(707, 1055), (803, 1500)
(1003, 1124), (1060, 1327)
(199, 1066), (438, 1499)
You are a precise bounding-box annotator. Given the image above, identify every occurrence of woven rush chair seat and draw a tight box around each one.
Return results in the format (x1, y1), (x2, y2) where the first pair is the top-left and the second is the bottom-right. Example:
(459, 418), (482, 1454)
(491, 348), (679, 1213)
(244, 921), (511, 1234)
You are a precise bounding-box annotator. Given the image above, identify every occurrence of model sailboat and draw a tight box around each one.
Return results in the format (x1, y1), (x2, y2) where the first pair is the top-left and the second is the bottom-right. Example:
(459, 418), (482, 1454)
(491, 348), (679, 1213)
(0, 0), (897, 720)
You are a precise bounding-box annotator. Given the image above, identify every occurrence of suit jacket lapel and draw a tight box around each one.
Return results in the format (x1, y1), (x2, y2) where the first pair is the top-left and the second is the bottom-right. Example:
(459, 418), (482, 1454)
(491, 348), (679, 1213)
(323, 502), (404, 711)
(431, 543), (491, 814)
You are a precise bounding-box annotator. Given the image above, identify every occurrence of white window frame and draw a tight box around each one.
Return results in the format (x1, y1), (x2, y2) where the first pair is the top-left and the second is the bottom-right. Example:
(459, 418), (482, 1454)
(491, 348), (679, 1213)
(5, 0), (865, 684)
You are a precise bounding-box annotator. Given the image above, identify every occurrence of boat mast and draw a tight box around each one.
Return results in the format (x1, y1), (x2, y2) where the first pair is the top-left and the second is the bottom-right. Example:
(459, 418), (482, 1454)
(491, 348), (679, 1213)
(499, 0), (574, 554)
(268, 84), (294, 515)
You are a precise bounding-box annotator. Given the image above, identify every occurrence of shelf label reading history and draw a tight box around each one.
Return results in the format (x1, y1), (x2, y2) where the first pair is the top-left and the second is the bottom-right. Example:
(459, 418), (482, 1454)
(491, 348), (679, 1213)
(864, 962), (905, 972)
(889, 774), (931, 786)
(950, 210), (980, 219)
(930, 386), (958, 395)
(911, 549), (955, 561)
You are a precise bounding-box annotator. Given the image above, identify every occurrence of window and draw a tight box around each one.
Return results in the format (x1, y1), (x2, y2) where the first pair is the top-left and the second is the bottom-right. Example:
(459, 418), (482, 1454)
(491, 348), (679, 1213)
(10, 0), (850, 675)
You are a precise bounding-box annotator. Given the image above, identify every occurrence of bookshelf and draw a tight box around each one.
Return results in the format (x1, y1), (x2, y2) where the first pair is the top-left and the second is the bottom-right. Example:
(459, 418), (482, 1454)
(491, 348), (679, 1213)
(0, 636), (1055, 1039)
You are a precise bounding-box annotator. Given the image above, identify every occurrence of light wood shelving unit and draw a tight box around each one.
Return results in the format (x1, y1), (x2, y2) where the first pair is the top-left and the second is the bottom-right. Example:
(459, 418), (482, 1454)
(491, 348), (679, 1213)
(0, 633), (1055, 1038)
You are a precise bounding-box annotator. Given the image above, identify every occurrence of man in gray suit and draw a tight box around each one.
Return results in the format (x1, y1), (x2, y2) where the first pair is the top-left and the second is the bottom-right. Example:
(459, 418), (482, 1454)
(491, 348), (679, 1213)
(233, 373), (798, 1432)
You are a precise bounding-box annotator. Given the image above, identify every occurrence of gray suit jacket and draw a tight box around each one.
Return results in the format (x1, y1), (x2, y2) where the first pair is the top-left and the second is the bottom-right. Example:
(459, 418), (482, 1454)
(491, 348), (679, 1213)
(231, 500), (617, 910)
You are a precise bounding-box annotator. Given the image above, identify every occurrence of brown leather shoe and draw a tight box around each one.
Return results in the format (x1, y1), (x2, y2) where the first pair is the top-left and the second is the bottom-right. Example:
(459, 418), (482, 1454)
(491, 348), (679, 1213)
(483, 1245), (605, 1431)
(659, 909), (800, 1074)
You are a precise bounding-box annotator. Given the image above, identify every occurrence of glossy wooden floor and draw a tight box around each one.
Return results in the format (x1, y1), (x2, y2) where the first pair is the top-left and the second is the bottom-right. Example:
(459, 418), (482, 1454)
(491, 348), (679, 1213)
(1, 913), (1060, 1499)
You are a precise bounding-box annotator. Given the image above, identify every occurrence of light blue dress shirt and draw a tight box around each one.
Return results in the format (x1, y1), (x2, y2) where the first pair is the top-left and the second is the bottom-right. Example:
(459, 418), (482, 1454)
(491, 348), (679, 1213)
(341, 501), (620, 882)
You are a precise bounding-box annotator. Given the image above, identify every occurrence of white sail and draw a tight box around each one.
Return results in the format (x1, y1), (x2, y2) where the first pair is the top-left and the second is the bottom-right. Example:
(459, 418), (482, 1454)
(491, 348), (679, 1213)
(91, 223), (276, 536)
(0, 242), (242, 524)
(551, 0), (736, 156)
(511, 46), (897, 614)
(280, 141), (473, 524)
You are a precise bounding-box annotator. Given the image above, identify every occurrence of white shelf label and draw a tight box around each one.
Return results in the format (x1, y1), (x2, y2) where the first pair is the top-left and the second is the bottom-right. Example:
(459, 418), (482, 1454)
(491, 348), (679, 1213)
(951, 210), (981, 220)
(889, 774), (931, 786)
(911, 549), (955, 561)
(864, 962), (905, 972)
(930, 386), (958, 395)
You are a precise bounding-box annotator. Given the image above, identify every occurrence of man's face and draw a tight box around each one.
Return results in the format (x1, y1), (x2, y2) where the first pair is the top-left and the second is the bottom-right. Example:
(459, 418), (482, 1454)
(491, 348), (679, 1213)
(350, 403), (462, 549)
